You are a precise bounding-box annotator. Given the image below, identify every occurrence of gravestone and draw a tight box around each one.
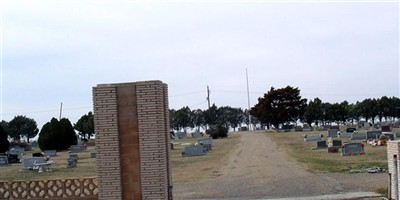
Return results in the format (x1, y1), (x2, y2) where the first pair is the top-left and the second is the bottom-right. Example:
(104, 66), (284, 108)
(0, 156), (9, 166)
(7, 154), (20, 163)
(198, 138), (213, 151)
(90, 152), (96, 158)
(327, 137), (342, 147)
(9, 147), (25, 156)
(44, 150), (57, 157)
(342, 143), (365, 156)
(328, 129), (338, 138)
(176, 132), (186, 139)
(395, 132), (400, 140)
(69, 154), (78, 162)
(30, 141), (38, 147)
(382, 125), (391, 132)
(383, 133), (395, 141)
(327, 147), (339, 153)
(67, 158), (77, 168)
(70, 145), (85, 153)
(338, 132), (352, 138)
(367, 131), (382, 140)
(303, 128), (312, 132)
(22, 157), (46, 170)
(316, 141), (327, 149)
(351, 133), (367, 140)
(304, 135), (322, 141)
(346, 127), (357, 133)
(191, 132), (201, 138)
(182, 145), (207, 156)
(330, 126), (339, 130)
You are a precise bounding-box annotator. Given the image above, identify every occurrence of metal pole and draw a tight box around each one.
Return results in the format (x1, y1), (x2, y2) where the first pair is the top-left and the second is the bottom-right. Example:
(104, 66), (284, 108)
(59, 102), (63, 120)
(246, 68), (252, 131)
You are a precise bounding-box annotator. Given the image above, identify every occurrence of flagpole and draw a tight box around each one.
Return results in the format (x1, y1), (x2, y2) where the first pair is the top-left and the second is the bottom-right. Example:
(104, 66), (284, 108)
(246, 68), (252, 131)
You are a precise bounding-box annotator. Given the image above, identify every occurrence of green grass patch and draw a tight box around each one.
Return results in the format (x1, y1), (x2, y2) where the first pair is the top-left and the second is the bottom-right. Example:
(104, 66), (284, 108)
(267, 130), (388, 173)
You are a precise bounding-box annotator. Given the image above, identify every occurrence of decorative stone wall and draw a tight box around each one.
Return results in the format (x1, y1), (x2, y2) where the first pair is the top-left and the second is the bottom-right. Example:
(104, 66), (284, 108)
(93, 80), (172, 200)
(387, 140), (400, 200)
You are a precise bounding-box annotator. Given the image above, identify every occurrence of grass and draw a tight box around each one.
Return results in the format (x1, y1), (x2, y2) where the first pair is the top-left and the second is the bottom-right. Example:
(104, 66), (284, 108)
(267, 129), (391, 173)
(0, 133), (241, 183)
(171, 132), (241, 182)
(0, 146), (97, 181)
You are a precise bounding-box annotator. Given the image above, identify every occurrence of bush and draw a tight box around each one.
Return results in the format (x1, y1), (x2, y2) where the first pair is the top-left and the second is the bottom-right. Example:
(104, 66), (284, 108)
(38, 118), (77, 151)
(206, 125), (228, 139)
(0, 125), (9, 153)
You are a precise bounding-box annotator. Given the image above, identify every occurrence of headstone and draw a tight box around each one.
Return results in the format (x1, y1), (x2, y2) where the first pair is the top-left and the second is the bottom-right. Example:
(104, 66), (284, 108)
(328, 129), (338, 138)
(32, 152), (44, 157)
(330, 126), (339, 130)
(22, 157), (46, 170)
(0, 156), (9, 166)
(395, 132), (400, 140)
(9, 147), (25, 156)
(69, 154), (78, 162)
(30, 141), (38, 147)
(198, 138), (213, 151)
(24, 145), (32, 151)
(90, 152), (96, 158)
(383, 133), (395, 141)
(70, 145), (85, 153)
(191, 132), (201, 138)
(7, 154), (20, 163)
(316, 141), (327, 149)
(346, 128), (357, 133)
(240, 127), (248, 131)
(302, 128), (312, 132)
(367, 131), (382, 140)
(67, 158), (77, 168)
(304, 135), (322, 141)
(176, 132), (186, 139)
(342, 143), (365, 156)
(282, 124), (294, 130)
(182, 145), (207, 156)
(44, 150), (57, 157)
(382, 126), (391, 132)
(351, 133), (367, 140)
(338, 132), (352, 138)
(327, 138), (342, 147)
(295, 126), (303, 132)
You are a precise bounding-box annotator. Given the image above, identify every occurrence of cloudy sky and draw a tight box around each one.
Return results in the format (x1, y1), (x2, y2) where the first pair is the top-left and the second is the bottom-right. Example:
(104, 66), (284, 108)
(1, 0), (399, 129)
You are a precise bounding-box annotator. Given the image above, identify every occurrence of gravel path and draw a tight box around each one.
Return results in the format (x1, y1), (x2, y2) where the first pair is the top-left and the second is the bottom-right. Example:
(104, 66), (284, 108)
(173, 131), (387, 199)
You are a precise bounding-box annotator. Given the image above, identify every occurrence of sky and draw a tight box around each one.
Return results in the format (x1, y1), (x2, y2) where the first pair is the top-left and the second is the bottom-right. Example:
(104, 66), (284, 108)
(1, 0), (399, 129)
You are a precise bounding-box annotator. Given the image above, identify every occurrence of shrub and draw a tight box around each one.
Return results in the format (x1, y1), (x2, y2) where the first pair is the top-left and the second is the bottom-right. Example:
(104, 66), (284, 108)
(38, 118), (77, 151)
(0, 125), (9, 153)
(206, 125), (228, 139)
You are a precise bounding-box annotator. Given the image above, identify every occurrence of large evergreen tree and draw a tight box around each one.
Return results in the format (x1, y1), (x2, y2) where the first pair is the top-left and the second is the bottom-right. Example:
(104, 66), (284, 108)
(74, 112), (94, 140)
(38, 118), (77, 151)
(251, 86), (307, 129)
(8, 115), (39, 142)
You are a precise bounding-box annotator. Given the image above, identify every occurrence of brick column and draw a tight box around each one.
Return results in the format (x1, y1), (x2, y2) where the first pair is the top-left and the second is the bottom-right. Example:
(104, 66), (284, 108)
(93, 81), (172, 200)
(387, 141), (400, 200)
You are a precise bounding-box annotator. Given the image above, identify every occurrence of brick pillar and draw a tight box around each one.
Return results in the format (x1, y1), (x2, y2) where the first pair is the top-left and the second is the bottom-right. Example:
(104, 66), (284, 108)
(93, 81), (172, 200)
(387, 141), (400, 200)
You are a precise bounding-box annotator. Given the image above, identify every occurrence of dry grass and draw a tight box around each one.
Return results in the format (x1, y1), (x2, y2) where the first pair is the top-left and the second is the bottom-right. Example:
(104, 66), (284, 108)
(0, 146), (97, 181)
(266, 129), (392, 173)
(0, 133), (241, 183)
(171, 132), (241, 183)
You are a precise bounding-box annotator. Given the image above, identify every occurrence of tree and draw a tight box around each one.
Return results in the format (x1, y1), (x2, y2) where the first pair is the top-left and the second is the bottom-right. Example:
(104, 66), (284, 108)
(170, 106), (193, 132)
(192, 109), (205, 132)
(8, 115), (39, 142)
(38, 118), (77, 151)
(302, 97), (323, 127)
(0, 124), (9, 153)
(217, 107), (244, 131)
(74, 112), (94, 140)
(251, 86), (307, 129)
(204, 104), (218, 127)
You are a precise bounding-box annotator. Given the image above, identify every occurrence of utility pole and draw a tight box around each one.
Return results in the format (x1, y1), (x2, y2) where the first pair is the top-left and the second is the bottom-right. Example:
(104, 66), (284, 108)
(59, 102), (63, 120)
(246, 68), (252, 131)
(207, 85), (211, 110)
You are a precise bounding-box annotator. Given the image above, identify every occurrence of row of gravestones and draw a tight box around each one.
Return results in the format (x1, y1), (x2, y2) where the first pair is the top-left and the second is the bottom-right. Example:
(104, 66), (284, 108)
(181, 138), (213, 157)
(315, 139), (364, 156)
(174, 132), (203, 139)
(328, 130), (399, 140)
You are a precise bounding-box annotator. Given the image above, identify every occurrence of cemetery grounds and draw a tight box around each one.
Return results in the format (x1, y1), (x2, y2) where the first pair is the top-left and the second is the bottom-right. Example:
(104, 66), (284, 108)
(0, 129), (390, 198)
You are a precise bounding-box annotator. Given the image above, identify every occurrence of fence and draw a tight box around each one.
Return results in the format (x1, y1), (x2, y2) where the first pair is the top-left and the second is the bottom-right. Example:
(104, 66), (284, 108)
(0, 178), (98, 200)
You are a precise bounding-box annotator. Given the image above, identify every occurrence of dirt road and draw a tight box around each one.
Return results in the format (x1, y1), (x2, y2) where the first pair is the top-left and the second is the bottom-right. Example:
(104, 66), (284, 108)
(173, 131), (387, 199)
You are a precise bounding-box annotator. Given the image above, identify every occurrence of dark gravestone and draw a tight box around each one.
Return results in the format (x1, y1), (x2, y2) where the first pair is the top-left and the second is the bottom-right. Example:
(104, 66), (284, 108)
(69, 154), (78, 162)
(182, 145), (207, 157)
(7, 154), (20, 163)
(90, 152), (96, 158)
(327, 147), (339, 153)
(67, 158), (77, 168)
(30, 141), (38, 147)
(342, 143), (364, 156)
(328, 129), (338, 138)
(346, 128), (357, 133)
(0, 156), (9, 166)
(332, 140), (342, 147)
(382, 125), (391, 132)
(395, 132), (400, 140)
(367, 131), (382, 140)
(338, 132), (352, 138)
(32, 152), (44, 157)
(316, 141), (327, 149)
(70, 145), (85, 153)
(351, 133), (367, 140)
(282, 125), (294, 130)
